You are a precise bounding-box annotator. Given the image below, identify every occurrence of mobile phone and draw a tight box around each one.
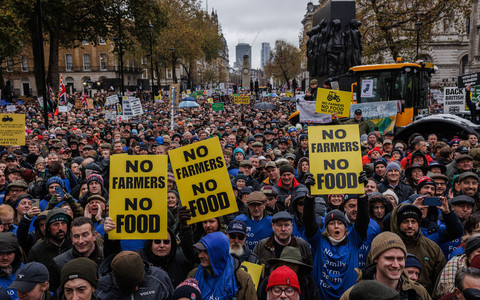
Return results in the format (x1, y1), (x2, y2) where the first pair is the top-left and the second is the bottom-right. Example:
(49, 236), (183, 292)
(424, 197), (442, 207)
(55, 186), (65, 199)
(32, 200), (40, 208)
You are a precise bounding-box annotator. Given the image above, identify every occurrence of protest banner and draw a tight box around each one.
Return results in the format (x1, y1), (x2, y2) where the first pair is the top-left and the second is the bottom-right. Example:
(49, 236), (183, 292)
(169, 137), (238, 224)
(444, 87), (465, 114)
(109, 155), (168, 239)
(240, 261), (264, 291)
(285, 91), (293, 97)
(6, 105), (16, 112)
(169, 84), (180, 105)
(106, 94), (119, 106)
(75, 98), (82, 109)
(234, 95), (250, 104)
(458, 72), (480, 89)
(0, 114), (25, 145)
(58, 106), (68, 113)
(297, 100), (332, 124)
(315, 88), (352, 118)
(212, 102), (224, 112)
(308, 125), (364, 195)
(122, 97), (143, 116)
(87, 99), (94, 109)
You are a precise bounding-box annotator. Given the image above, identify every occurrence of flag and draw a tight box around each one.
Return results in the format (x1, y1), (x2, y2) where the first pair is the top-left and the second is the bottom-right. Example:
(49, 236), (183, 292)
(58, 76), (67, 105)
(81, 89), (88, 109)
(48, 85), (54, 100)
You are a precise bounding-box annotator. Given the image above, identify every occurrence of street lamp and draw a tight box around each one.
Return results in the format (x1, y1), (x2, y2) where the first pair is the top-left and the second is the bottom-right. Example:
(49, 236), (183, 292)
(415, 21), (422, 61)
(171, 47), (177, 84)
(83, 77), (93, 97)
(148, 21), (155, 102)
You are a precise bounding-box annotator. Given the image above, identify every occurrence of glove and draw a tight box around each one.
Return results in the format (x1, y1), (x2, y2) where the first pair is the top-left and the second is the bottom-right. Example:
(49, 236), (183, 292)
(358, 171), (368, 187)
(178, 206), (192, 226)
(304, 173), (316, 188)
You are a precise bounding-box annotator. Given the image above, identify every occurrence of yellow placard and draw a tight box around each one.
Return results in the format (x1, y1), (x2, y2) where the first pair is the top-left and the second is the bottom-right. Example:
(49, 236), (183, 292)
(315, 88), (353, 118)
(285, 91), (293, 97)
(154, 91), (162, 101)
(234, 96), (250, 104)
(308, 125), (364, 195)
(168, 137), (238, 224)
(0, 114), (25, 146)
(207, 98), (214, 104)
(240, 261), (264, 291)
(109, 155), (168, 239)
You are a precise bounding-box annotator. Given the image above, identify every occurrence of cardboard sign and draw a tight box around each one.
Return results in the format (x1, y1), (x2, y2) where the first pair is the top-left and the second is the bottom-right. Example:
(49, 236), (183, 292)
(240, 261), (264, 291)
(75, 98), (82, 109)
(315, 88), (352, 118)
(0, 114), (25, 145)
(212, 102), (224, 112)
(170, 84), (180, 106)
(169, 137), (238, 224)
(234, 95), (250, 104)
(122, 97), (143, 116)
(109, 155), (168, 239)
(6, 105), (16, 112)
(87, 99), (94, 109)
(444, 87), (465, 114)
(106, 94), (119, 106)
(308, 125), (364, 195)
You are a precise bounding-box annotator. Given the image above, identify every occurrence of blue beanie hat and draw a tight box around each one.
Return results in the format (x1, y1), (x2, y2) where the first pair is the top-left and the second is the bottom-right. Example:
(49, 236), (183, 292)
(156, 136), (164, 145)
(374, 158), (387, 168)
(46, 176), (65, 189)
(405, 253), (422, 272)
(233, 148), (245, 157)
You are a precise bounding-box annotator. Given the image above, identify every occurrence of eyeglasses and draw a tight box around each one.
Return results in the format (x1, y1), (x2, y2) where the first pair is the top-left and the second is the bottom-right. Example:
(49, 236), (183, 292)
(229, 233), (246, 240)
(153, 239), (171, 245)
(270, 286), (297, 296)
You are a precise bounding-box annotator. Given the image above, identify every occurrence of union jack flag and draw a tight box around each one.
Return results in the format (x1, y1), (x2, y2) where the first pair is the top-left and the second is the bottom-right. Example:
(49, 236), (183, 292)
(81, 89), (88, 109)
(58, 76), (67, 105)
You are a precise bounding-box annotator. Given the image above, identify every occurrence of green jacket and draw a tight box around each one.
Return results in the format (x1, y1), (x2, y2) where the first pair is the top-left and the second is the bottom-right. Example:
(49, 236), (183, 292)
(345, 117), (370, 136)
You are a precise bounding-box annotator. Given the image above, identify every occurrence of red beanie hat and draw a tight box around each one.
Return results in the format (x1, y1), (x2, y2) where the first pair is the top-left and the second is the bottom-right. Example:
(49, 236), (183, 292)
(267, 266), (300, 294)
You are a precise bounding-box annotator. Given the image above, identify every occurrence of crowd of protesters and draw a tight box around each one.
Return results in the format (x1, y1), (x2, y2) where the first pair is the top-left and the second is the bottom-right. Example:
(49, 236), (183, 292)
(0, 89), (479, 300)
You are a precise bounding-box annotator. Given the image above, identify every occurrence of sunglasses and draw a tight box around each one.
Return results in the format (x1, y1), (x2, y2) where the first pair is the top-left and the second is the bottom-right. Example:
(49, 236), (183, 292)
(153, 239), (171, 245)
(229, 233), (246, 240)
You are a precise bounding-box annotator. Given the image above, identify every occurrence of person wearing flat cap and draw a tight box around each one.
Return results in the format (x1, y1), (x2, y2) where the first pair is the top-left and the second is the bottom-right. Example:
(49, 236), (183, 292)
(341, 232), (430, 300)
(257, 246), (320, 300)
(234, 191), (273, 251)
(9, 262), (50, 300)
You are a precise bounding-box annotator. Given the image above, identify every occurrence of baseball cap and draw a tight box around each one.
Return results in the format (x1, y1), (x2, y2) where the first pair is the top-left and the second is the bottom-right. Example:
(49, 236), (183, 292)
(9, 262), (49, 292)
(226, 220), (247, 235)
(354, 109), (362, 115)
(265, 161), (277, 169)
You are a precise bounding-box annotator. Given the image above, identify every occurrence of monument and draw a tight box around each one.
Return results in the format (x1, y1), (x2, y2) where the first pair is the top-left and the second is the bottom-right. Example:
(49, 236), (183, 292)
(241, 55), (251, 90)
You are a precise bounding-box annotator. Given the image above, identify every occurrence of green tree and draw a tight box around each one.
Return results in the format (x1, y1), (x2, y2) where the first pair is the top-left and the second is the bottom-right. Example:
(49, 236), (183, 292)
(357, 0), (471, 63)
(264, 40), (302, 89)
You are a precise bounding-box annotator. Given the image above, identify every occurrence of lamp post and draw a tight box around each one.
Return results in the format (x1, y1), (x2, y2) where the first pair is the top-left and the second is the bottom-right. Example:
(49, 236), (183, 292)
(171, 47), (177, 84)
(35, 0), (48, 127)
(148, 21), (155, 102)
(116, 0), (125, 96)
(415, 21), (422, 61)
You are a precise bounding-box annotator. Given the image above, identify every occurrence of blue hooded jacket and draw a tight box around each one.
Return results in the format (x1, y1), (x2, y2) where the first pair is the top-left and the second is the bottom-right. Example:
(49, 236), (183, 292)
(194, 232), (238, 300)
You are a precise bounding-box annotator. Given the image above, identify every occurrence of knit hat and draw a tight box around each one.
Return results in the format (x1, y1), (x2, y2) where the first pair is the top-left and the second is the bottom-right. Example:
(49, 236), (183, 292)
(396, 204), (421, 225)
(234, 173), (247, 183)
(324, 209), (347, 226)
(374, 158), (387, 168)
(111, 251), (145, 288)
(385, 162), (401, 173)
(369, 232), (407, 261)
(382, 189), (399, 204)
(233, 148), (245, 157)
(87, 174), (104, 187)
(46, 207), (72, 226)
(416, 176), (436, 191)
(8, 262), (49, 292)
(350, 280), (399, 300)
(172, 278), (203, 300)
(405, 253), (422, 272)
(279, 164), (295, 175)
(13, 193), (33, 209)
(267, 266), (300, 294)
(46, 176), (65, 189)
(466, 235), (480, 260)
(60, 257), (98, 289)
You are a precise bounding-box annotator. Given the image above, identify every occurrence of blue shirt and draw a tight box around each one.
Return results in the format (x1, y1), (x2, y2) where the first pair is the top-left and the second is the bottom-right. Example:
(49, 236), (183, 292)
(234, 214), (273, 250)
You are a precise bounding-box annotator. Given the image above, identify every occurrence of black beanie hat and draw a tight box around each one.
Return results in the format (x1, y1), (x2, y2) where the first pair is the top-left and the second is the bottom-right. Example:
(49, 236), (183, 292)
(172, 278), (203, 300)
(397, 204), (421, 225)
(279, 164), (295, 175)
(350, 280), (399, 300)
(466, 235), (480, 260)
(405, 253), (422, 272)
(324, 209), (347, 226)
(60, 257), (98, 289)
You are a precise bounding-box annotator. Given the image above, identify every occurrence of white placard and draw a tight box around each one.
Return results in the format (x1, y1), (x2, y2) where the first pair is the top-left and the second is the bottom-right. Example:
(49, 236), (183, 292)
(444, 87), (465, 114)
(122, 97), (143, 117)
(58, 106), (68, 113)
(361, 79), (373, 98)
(106, 94), (119, 106)
(67, 102), (74, 111)
(6, 105), (16, 112)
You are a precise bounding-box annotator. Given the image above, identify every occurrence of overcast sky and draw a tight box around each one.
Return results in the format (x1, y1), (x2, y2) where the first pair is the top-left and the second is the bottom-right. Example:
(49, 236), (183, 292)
(204, 0), (312, 69)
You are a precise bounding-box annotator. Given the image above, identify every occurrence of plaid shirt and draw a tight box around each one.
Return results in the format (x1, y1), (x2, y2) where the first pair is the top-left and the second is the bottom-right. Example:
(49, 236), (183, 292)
(434, 254), (466, 298)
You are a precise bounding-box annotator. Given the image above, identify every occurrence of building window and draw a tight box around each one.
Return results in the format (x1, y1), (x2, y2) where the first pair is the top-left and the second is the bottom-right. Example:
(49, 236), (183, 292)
(83, 54), (91, 71)
(21, 56), (28, 72)
(98, 37), (106, 45)
(82, 39), (89, 45)
(126, 60), (130, 71)
(141, 58), (146, 65)
(100, 53), (107, 71)
(114, 57), (118, 71)
(166, 68), (172, 79)
(65, 54), (73, 71)
(6, 57), (13, 72)
(142, 69), (148, 79)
